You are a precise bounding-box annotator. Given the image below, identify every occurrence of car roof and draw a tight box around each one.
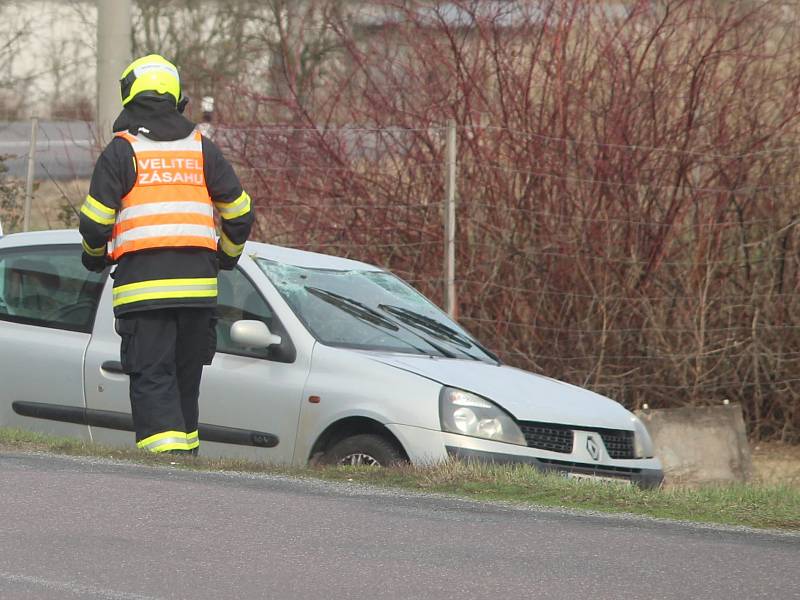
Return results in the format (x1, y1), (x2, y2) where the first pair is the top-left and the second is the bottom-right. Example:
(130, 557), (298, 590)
(0, 229), (383, 272)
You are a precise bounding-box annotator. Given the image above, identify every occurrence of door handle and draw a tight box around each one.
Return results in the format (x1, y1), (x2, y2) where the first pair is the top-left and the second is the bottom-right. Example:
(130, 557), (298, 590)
(101, 360), (124, 374)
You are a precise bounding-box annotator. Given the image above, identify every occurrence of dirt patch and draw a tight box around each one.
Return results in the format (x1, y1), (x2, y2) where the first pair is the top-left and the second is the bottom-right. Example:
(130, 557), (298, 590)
(750, 442), (800, 487)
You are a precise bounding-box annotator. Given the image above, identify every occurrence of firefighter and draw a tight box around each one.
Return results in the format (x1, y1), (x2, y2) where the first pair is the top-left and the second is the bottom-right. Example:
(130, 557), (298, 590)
(79, 54), (254, 454)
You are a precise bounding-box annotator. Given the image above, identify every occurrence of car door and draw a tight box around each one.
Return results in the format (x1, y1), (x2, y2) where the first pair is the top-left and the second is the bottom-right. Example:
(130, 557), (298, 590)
(0, 243), (105, 439)
(84, 265), (309, 463)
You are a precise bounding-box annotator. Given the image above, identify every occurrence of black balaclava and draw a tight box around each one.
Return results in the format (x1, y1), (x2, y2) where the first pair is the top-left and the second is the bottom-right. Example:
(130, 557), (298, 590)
(112, 95), (196, 141)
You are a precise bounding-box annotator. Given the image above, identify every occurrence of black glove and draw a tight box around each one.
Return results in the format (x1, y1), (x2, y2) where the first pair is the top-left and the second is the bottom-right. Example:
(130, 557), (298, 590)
(216, 248), (237, 271)
(81, 251), (108, 273)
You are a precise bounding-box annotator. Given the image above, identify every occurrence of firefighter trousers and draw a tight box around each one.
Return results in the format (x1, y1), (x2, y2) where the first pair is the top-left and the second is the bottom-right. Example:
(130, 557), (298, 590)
(115, 307), (217, 453)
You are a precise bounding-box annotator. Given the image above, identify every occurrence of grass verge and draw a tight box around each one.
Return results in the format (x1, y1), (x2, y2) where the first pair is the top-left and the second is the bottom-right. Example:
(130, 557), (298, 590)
(1, 427), (797, 531)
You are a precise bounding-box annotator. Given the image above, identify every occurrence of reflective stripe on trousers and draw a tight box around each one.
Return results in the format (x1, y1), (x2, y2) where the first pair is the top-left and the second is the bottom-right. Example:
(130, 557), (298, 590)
(137, 430), (199, 453)
(186, 430), (199, 450)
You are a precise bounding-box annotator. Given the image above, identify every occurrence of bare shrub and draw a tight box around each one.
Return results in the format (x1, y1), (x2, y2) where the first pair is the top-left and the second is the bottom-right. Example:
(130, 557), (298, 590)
(216, 0), (800, 441)
(0, 158), (24, 232)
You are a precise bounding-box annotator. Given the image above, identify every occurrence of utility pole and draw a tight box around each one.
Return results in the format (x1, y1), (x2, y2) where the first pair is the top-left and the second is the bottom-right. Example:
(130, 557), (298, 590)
(97, 0), (132, 144)
(444, 119), (457, 318)
(23, 117), (38, 232)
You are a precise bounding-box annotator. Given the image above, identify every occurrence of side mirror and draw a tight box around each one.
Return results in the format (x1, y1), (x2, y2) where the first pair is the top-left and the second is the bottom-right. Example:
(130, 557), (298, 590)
(230, 320), (282, 348)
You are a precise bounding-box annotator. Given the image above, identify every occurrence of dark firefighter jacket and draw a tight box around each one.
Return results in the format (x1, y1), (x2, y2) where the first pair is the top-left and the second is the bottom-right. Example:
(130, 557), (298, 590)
(79, 97), (254, 317)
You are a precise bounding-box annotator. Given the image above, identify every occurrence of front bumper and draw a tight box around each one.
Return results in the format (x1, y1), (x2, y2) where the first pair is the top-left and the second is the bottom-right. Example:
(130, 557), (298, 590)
(446, 446), (664, 489)
(387, 424), (664, 488)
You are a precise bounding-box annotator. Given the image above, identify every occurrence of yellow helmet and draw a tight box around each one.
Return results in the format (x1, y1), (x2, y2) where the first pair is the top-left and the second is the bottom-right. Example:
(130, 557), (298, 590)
(119, 54), (181, 106)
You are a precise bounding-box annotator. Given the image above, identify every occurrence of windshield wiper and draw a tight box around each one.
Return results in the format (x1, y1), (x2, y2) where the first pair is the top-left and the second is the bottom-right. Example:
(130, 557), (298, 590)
(306, 286), (399, 330)
(304, 287), (456, 358)
(378, 304), (473, 346)
(378, 304), (500, 363)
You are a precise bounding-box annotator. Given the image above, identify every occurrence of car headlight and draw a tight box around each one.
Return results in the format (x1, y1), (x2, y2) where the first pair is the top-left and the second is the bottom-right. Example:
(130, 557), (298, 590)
(439, 387), (527, 446)
(631, 416), (655, 458)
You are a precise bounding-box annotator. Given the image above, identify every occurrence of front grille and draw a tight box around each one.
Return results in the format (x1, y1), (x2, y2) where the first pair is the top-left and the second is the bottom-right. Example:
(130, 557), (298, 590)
(518, 421), (574, 453)
(518, 422), (636, 459)
(596, 429), (635, 459)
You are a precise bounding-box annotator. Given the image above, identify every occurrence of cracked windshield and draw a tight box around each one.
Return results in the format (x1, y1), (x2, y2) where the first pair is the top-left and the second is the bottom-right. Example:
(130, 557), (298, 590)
(256, 258), (496, 363)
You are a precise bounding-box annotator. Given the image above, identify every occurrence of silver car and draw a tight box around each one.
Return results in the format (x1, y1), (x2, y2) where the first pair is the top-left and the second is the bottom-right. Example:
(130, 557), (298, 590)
(0, 230), (663, 486)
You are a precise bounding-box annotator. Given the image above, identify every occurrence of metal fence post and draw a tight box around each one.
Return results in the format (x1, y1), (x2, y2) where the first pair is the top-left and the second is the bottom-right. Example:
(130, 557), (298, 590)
(23, 117), (38, 232)
(444, 119), (457, 318)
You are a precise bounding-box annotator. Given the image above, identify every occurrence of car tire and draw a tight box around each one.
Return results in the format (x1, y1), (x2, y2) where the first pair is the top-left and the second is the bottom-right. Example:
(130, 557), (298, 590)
(322, 433), (405, 467)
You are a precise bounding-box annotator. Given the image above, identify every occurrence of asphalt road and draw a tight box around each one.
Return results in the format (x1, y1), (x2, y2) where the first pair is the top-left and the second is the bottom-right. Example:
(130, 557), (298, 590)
(0, 121), (94, 180)
(0, 453), (797, 600)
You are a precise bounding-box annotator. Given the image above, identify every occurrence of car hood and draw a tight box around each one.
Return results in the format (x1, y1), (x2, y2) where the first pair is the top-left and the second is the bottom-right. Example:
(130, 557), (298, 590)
(364, 353), (635, 430)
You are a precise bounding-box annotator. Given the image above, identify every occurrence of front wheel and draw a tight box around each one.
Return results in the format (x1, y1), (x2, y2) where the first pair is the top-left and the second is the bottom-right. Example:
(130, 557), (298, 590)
(322, 434), (405, 467)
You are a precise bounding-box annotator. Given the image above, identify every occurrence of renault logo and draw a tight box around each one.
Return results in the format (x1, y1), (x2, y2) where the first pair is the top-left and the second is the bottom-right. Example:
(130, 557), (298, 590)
(586, 435), (601, 461)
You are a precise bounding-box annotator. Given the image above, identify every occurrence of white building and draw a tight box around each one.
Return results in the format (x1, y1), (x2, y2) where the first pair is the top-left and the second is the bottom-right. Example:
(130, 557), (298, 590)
(0, 0), (96, 120)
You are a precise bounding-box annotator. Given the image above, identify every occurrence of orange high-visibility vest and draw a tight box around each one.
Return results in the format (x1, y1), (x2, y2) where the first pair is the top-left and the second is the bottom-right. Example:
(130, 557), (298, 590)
(110, 130), (217, 261)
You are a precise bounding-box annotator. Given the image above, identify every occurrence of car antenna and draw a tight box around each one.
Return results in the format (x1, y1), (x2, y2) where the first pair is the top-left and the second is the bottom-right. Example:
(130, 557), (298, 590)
(39, 161), (81, 221)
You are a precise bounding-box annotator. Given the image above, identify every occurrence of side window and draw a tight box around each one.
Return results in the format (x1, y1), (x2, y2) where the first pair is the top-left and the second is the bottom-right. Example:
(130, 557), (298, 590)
(216, 268), (291, 360)
(0, 245), (106, 333)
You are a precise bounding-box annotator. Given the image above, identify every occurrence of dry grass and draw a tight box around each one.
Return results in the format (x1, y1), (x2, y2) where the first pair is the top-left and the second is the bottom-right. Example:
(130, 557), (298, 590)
(751, 442), (800, 488)
(1, 427), (798, 531)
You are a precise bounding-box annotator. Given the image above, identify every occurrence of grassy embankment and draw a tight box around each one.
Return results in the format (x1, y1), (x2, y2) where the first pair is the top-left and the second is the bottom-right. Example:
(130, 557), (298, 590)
(1, 427), (797, 531)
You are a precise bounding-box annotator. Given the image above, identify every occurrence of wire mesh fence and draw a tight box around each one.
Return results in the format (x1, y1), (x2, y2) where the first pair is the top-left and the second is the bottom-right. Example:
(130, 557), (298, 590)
(209, 121), (800, 442)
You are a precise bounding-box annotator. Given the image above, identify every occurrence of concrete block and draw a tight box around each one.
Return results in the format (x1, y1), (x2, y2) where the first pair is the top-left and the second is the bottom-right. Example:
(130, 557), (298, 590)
(636, 403), (753, 486)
